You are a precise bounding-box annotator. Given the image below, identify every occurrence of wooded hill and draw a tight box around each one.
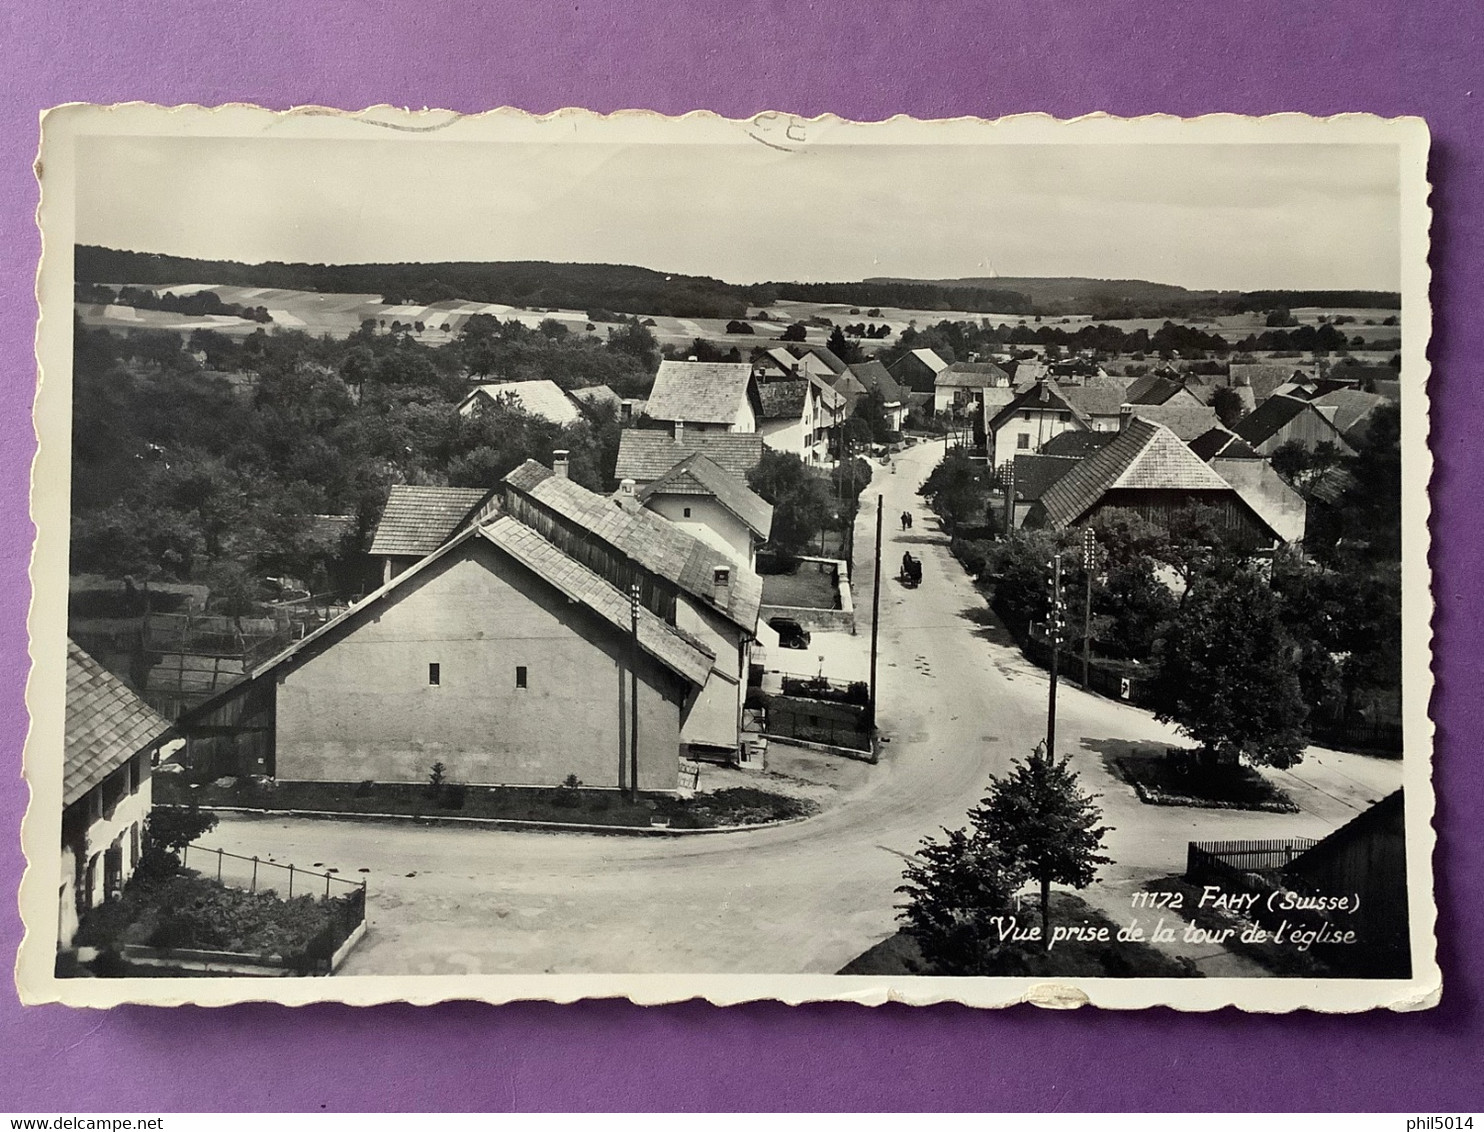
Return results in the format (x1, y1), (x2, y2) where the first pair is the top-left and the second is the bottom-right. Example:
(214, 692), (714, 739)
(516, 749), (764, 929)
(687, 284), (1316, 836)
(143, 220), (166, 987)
(75, 246), (1033, 320)
(868, 275), (1401, 320)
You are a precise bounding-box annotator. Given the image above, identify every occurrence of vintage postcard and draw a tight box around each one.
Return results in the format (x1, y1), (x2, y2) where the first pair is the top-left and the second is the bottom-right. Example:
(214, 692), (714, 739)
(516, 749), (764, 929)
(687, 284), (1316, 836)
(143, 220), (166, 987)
(17, 105), (1436, 1010)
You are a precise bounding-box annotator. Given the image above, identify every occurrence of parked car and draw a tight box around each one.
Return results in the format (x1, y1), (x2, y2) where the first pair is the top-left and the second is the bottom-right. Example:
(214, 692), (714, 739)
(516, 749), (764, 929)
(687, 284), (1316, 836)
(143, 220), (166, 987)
(768, 617), (811, 650)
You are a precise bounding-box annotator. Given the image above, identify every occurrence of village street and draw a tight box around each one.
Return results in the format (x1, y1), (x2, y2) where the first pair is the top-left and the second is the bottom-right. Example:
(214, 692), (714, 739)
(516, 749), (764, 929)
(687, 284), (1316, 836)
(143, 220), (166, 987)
(210, 439), (1402, 976)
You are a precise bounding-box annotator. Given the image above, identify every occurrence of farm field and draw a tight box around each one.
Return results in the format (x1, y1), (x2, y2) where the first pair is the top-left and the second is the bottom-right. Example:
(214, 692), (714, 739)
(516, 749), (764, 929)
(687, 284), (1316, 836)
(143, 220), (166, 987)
(74, 283), (1403, 355)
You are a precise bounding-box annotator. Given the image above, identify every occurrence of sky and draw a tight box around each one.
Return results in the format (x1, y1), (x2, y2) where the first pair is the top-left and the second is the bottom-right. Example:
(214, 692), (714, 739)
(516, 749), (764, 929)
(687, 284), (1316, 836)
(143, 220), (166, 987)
(76, 135), (1402, 292)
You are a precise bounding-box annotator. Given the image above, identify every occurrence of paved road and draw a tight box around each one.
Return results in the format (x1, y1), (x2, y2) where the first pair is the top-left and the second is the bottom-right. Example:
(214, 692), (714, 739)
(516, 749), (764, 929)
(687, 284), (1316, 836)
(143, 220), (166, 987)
(210, 440), (1400, 975)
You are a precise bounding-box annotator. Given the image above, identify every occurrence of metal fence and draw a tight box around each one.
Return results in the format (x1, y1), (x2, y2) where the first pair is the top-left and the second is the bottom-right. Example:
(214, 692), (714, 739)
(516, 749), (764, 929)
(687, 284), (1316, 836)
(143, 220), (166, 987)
(182, 842), (367, 901)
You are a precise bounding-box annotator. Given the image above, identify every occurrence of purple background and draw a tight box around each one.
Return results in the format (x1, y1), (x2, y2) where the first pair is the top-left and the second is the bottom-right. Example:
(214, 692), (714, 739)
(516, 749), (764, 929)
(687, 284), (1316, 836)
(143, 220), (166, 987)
(2, 0), (1481, 1111)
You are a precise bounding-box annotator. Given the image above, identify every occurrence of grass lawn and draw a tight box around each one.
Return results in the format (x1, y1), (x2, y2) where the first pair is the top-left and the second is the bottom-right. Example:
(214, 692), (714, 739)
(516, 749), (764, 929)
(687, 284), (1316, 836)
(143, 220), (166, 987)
(838, 891), (1201, 978)
(1108, 748), (1299, 813)
(157, 776), (816, 830)
(1139, 877), (1334, 977)
(760, 561), (839, 609)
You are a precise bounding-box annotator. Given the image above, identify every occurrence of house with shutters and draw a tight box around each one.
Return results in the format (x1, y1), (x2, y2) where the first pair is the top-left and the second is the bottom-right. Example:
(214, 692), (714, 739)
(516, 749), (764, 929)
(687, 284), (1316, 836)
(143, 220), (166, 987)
(643, 360), (761, 435)
(178, 457), (764, 790)
(932, 360), (1012, 416)
(986, 380), (1091, 466)
(757, 374), (845, 465)
(60, 640), (168, 949)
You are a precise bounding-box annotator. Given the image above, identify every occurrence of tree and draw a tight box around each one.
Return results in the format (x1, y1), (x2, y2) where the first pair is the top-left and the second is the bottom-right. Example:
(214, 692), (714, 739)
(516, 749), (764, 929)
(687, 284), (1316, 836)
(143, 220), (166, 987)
(725, 319), (754, 335)
(1149, 567), (1309, 768)
(137, 805), (218, 880)
(918, 448), (989, 535)
(826, 325), (862, 364)
(779, 322), (808, 342)
(1211, 386), (1246, 429)
(607, 320), (660, 370)
(1265, 307), (1298, 327)
(747, 450), (833, 557)
(847, 386), (890, 445)
(970, 743), (1112, 945)
(895, 827), (1025, 974)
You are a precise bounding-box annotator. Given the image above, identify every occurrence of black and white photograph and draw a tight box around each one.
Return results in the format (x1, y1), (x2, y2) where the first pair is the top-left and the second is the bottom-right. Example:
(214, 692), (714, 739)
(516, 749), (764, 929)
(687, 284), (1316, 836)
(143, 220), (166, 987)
(18, 106), (1435, 1010)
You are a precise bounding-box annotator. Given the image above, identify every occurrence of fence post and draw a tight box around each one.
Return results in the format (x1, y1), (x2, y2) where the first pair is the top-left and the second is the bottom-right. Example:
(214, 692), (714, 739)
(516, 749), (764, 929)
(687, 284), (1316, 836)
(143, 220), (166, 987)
(251, 856), (258, 893)
(288, 863), (294, 898)
(216, 847), (223, 883)
(325, 871), (331, 898)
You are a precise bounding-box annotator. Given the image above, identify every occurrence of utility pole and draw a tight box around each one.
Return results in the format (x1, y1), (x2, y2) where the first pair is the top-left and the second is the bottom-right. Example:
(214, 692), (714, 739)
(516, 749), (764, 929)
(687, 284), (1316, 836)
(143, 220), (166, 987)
(1082, 527), (1096, 691)
(1000, 459), (1015, 537)
(868, 494), (883, 732)
(1046, 553), (1065, 756)
(629, 582), (641, 802)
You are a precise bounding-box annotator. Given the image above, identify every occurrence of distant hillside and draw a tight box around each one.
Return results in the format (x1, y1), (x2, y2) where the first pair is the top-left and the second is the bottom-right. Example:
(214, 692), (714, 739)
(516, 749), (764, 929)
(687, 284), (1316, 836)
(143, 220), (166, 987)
(75, 246), (1033, 321)
(868, 275), (1400, 318)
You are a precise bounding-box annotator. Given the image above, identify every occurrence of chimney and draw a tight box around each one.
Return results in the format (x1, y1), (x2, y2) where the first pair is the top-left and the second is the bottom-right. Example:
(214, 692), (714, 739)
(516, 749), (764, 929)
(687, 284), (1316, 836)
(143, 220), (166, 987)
(553, 450), (570, 479)
(620, 477), (636, 497)
(1119, 403), (1134, 431)
(673, 420), (685, 444)
(712, 565), (732, 603)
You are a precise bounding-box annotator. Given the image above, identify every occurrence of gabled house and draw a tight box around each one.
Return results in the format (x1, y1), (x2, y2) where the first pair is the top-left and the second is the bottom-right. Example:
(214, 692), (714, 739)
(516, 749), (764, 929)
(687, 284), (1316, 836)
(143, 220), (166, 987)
(1232, 394), (1356, 457)
(1187, 426), (1261, 462)
(1225, 363), (1319, 413)
(986, 381), (1090, 466)
(179, 459), (766, 790)
(933, 360), (1012, 416)
(614, 429), (764, 488)
(625, 452), (773, 570)
(456, 379), (584, 425)
(887, 347), (950, 394)
(1023, 415), (1289, 547)
(1058, 378), (1135, 432)
(1124, 372), (1209, 408)
(757, 373), (844, 465)
(843, 360), (908, 432)
(787, 343), (849, 379)
(61, 640), (167, 948)
(569, 383), (622, 415)
(368, 484), (493, 585)
(1304, 387), (1390, 443)
(644, 360), (761, 435)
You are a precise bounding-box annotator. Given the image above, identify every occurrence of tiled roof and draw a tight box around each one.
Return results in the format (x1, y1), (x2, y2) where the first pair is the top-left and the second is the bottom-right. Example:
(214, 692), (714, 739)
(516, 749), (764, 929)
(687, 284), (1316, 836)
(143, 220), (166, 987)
(936, 361), (1011, 388)
(504, 460), (764, 633)
(644, 360), (755, 425)
(1124, 373), (1184, 405)
(65, 640), (170, 806)
(789, 344), (849, 375)
(478, 518), (715, 688)
(1232, 394), (1314, 446)
(1133, 401), (1221, 440)
(638, 453), (774, 539)
(1309, 388), (1389, 437)
(614, 430), (764, 483)
(846, 360), (906, 404)
(1229, 363), (1316, 403)
(1188, 426), (1260, 462)
(808, 371), (845, 411)
(1040, 429), (1116, 458)
(1012, 360), (1049, 386)
(910, 348), (950, 373)
(988, 381), (1084, 432)
(570, 384), (621, 410)
(1036, 417), (1235, 529)
(758, 380), (809, 420)
(1211, 458), (1306, 544)
(459, 380), (583, 425)
(368, 485), (493, 558)
(1012, 454), (1081, 502)
(1059, 380), (1134, 419)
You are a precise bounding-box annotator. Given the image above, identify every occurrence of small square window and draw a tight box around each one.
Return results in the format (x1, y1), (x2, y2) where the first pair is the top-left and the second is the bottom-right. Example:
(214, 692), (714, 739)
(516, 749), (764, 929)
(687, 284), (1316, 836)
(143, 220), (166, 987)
(683, 507), (692, 518)
(516, 665), (528, 689)
(428, 663), (440, 686)
(1017, 434), (1031, 449)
